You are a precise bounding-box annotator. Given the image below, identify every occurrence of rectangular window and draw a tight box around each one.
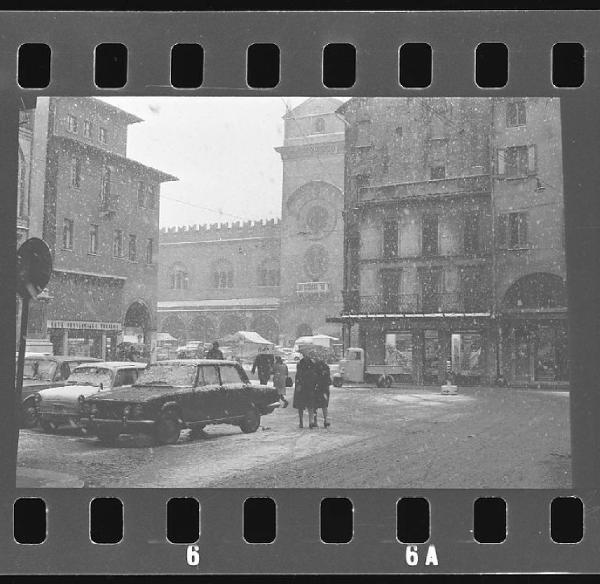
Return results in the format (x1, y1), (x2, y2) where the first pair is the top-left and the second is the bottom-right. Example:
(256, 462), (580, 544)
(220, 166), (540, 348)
(430, 166), (446, 180)
(113, 230), (123, 258)
(99, 127), (107, 144)
(383, 220), (399, 259)
(460, 267), (485, 312)
(83, 120), (92, 138)
(128, 234), (137, 262)
(420, 268), (442, 312)
(89, 224), (98, 255)
(498, 212), (528, 249)
(146, 238), (153, 264)
(70, 156), (81, 188)
(101, 165), (111, 200)
(380, 269), (401, 313)
(506, 101), (526, 127)
(422, 214), (439, 256)
(137, 181), (145, 207)
(67, 114), (78, 134)
(464, 212), (480, 254)
(62, 218), (74, 250)
(498, 145), (536, 177)
(146, 184), (156, 210)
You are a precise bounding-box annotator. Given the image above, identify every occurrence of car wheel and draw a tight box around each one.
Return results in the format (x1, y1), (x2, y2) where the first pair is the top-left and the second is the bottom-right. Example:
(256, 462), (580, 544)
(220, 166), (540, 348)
(155, 414), (181, 445)
(96, 428), (120, 446)
(384, 375), (394, 388)
(239, 407), (261, 434)
(21, 403), (38, 429)
(40, 420), (57, 433)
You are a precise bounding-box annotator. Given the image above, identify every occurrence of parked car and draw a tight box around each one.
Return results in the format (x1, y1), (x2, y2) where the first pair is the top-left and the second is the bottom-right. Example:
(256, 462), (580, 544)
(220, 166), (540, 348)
(33, 362), (147, 432)
(81, 359), (281, 446)
(19, 355), (102, 428)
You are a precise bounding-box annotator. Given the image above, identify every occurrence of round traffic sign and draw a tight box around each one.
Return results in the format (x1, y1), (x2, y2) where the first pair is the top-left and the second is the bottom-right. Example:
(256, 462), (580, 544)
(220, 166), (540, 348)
(16, 237), (52, 299)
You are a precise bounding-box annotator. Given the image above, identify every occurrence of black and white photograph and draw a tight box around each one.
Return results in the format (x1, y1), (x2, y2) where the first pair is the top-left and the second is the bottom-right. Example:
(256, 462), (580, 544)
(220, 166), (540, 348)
(14, 95), (569, 489)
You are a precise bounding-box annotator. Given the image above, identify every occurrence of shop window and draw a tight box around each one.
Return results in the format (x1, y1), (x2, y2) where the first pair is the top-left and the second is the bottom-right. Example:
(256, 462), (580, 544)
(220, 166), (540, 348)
(497, 145), (536, 177)
(383, 220), (399, 258)
(384, 332), (413, 374)
(535, 324), (569, 382)
(128, 234), (137, 262)
(451, 333), (483, 376)
(506, 101), (526, 127)
(464, 212), (480, 254)
(421, 214), (439, 256)
(18, 149), (27, 217)
(89, 224), (98, 255)
(62, 218), (74, 250)
(113, 229), (123, 257)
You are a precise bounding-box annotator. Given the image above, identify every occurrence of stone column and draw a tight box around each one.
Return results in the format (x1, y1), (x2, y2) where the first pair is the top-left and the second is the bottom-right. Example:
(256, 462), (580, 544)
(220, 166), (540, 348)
(101, 332), (107, 360)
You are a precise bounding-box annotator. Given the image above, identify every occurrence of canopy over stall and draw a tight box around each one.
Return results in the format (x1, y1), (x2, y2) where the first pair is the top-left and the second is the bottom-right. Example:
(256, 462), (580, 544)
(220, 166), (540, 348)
(218, 331), (280, 361)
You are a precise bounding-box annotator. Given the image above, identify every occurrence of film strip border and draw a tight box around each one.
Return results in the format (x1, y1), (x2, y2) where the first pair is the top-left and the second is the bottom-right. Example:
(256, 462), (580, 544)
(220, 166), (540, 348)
(2, 10), (600, 574)
(6, 490), (598, 573)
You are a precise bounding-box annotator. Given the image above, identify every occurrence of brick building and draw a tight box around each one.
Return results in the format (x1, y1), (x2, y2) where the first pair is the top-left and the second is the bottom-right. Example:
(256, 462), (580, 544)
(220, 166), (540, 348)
(157, 219), (281, 343)
(330, 97), (565, 387)
(20, 97), (177, 358)
(158, 97), (345, 347)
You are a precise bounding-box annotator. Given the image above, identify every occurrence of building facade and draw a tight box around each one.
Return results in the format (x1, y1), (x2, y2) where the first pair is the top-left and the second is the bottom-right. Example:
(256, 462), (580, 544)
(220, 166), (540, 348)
(157, 97), (346, 347)
(331, 97), (566, 387)
(157, 220), (281, 343)
(20, 97), (177, 359)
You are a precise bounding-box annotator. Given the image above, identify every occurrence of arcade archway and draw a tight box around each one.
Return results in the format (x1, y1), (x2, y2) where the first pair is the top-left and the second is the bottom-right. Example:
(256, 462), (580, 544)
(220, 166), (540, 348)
(250, 313), (279, 343)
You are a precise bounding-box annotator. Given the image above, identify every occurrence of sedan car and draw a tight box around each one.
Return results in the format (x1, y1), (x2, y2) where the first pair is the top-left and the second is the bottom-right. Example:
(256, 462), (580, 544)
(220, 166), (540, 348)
(81, 359), (281, 446)
(19, 354), (102, 428)
(34, 362), (147, 432)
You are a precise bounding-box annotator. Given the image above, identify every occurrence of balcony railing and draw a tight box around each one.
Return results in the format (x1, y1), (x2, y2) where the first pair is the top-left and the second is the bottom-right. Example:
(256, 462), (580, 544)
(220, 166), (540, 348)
(344, 292), (490, 315)
(296, 282), (331, 300)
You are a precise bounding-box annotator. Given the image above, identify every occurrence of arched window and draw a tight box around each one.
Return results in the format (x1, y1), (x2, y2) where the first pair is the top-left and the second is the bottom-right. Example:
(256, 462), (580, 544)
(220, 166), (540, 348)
(315, 117), (325, 133)
(170, 263), (189, 290)
(213, 260), (234, 289)
(17, 148), (27, 218)
(257, 257), (280, 287)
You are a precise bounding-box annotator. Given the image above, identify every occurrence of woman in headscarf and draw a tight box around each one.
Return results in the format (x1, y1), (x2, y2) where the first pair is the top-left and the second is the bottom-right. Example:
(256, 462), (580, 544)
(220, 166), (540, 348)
(293, 353), (318, 428)
(311, 358), (331, 428)
(273, 355), (289, 408)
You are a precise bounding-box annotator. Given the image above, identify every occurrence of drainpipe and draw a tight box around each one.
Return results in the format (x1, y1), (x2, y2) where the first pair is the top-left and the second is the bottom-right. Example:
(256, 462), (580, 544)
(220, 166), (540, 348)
(489, 99), (502, 383)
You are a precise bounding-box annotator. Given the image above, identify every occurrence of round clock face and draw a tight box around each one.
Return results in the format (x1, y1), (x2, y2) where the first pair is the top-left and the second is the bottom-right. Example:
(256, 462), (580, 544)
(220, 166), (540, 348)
(304, 245), (329, 281)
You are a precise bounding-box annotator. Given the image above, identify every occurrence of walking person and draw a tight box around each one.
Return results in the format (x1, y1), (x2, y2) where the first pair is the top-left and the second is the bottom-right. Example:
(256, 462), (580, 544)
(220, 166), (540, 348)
(273, 355), (289, 408)
(312, 358), (331, 428)
(252, 352), (274, 385)
(293, 353), (318, 428)
(206, 341), (224, 360)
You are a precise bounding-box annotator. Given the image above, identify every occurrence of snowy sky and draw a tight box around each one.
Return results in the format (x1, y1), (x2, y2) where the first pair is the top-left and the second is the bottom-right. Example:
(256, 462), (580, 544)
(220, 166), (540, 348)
(100, 97), (346, 228)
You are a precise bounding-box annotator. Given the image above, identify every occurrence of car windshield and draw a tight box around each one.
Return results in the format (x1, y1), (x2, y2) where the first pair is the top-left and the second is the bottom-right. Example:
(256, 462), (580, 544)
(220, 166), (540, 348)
(134, 363), (196, 387)
(23, 359), (57, 381)
(67, 367), (113, 387)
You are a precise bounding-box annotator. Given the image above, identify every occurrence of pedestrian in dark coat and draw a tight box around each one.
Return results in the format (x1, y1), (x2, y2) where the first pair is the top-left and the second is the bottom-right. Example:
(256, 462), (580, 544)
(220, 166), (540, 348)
(252, 353), (274, 385)
(312, 359), (331, 428)
(293, 355), (318, 428)
(206, 341), (224, 360)
(273, 356), (289, 408)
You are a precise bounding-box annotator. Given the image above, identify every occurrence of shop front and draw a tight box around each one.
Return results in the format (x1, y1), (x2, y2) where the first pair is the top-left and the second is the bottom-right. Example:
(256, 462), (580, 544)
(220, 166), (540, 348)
(499, 311), (568, 386)
(358, 316), (493, 386)
(48, 320), (121, 360)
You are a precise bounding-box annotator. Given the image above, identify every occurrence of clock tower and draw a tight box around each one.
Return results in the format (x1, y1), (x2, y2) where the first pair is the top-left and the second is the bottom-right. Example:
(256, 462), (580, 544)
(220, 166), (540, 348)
(275, 98), (345, 347)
